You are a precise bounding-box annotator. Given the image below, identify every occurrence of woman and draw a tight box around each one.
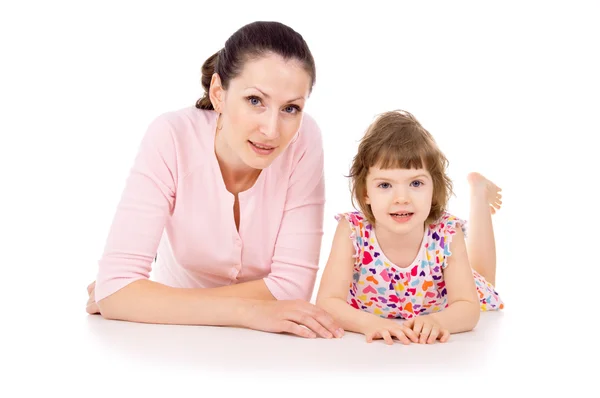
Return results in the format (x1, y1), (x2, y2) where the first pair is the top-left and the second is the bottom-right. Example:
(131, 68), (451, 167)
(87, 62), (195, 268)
(86, 21), (344, 340)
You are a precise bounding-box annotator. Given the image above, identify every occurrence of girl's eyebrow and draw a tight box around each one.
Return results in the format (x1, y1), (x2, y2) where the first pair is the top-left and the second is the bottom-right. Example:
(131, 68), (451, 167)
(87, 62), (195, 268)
(372, 174), (430, 183)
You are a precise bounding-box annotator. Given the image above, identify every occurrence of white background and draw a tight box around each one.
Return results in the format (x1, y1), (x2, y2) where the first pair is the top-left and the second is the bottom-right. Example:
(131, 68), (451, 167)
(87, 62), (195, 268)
(1, 0), (598, 396)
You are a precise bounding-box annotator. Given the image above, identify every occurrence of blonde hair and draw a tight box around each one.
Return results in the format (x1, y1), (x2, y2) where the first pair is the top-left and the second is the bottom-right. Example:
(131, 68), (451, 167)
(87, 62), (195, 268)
(348, 110), (453, 226)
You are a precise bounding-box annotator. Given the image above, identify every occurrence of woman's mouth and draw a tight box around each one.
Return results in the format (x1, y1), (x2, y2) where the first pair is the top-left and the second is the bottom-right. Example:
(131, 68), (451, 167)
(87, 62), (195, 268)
(248, 140), (276, 155)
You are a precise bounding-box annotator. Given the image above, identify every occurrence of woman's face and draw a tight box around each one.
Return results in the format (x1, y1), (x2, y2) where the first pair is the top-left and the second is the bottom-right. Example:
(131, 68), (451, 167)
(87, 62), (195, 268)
(210, 53), (312, 171)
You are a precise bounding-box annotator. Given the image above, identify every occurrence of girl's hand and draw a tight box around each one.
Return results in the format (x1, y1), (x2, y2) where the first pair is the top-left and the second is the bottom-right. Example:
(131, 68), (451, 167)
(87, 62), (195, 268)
(361, 318), (419, 345)
(403, 314), (450, 344)
(244, 300), (345, 339)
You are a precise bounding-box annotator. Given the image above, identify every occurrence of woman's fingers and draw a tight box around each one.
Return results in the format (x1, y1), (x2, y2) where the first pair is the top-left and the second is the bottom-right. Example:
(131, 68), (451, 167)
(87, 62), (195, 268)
(280, 320), (317, 339)
(85, 283), (100, 314)
(288, 312), (334, 339)
(293, 301), (344, 338)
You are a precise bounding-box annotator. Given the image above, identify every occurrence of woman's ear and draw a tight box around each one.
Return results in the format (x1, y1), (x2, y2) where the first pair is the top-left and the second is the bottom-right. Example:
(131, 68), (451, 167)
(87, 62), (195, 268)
(209, 73), (224, 112)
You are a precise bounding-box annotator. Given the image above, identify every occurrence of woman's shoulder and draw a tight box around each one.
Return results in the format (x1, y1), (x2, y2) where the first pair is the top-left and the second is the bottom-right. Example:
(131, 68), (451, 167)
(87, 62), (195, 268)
(140, 107), (216, 174)
(150, 106), (216, 138)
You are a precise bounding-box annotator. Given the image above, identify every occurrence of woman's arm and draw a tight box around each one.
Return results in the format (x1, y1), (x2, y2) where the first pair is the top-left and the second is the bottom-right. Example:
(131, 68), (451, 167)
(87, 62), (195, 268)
(96, 279), (252, 325)
(91, 113), (341, 337)
(97, 279), (340, 340)
(262, 115), (327, 301)
(93, 114), (274, 323)
(430, 227), (481, 333)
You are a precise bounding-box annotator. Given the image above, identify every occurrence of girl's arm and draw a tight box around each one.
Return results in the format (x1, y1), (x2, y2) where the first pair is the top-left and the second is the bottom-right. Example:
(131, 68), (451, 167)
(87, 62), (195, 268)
(315, 219), (384, 334)
(430, 227), (481, 333)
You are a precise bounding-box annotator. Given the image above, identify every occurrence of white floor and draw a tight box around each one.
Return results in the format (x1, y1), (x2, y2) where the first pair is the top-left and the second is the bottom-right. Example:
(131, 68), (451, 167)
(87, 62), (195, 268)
(3, 294), (592, 397)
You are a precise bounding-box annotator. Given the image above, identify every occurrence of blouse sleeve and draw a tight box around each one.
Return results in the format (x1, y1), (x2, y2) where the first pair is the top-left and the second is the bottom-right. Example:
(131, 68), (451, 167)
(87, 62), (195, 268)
(94, 114), (178, 302)
(435, 212), (468, 269)
(262, 116), (326, 301)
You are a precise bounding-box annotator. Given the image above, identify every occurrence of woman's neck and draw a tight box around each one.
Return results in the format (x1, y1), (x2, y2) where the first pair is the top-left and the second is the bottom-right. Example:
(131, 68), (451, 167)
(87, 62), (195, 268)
(214, 129), (261, 195)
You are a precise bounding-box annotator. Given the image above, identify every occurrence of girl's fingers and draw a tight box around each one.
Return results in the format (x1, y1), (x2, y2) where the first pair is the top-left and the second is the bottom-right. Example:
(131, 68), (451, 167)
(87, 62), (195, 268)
(427, 327), (439, 344)
(439, 329), (451, 343)
(392, 329), (411, 345)
(419, 323), (432, 344)
(401, 325), (419, 343)
(381, 330), (394, 345)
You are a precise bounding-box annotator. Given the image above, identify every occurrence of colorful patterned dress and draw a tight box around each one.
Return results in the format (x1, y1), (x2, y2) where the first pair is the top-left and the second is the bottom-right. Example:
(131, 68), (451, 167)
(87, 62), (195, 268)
(336, 211), (504, 319)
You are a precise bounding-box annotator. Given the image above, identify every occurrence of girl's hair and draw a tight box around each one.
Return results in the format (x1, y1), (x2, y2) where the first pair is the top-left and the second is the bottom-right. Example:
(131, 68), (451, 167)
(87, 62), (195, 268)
(348, 110), (454, 226)
(195, 21), (316, 110)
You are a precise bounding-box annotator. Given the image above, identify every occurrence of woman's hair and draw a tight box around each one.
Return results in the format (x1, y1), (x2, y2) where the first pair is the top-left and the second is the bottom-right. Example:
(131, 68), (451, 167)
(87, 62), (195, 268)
(196, 21), (316, 110)
(348, 110), (454, 226)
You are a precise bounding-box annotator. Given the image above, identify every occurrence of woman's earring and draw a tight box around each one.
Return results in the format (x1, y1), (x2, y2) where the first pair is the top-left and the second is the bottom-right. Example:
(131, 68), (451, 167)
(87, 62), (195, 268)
(216, 112), (223, 131)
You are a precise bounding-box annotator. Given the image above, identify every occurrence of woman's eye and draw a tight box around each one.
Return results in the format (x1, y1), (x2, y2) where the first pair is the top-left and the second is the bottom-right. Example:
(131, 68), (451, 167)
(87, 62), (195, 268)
(411, 181), (423, 187)
(284, 105), (299, 114)
(378, 182), (391, 189)
(247, 96), (262, 106)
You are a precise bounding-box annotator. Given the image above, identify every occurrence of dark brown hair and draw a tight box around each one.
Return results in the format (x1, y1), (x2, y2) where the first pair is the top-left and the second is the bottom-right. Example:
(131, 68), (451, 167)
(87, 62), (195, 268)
(195, 21), (316, 110)
(348, 110), (454, 226)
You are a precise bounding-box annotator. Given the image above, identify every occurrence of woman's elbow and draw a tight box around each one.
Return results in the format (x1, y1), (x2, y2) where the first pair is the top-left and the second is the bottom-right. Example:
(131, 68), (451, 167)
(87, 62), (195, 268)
(96, 293), (121, 320)
(94, 280), (137, 320)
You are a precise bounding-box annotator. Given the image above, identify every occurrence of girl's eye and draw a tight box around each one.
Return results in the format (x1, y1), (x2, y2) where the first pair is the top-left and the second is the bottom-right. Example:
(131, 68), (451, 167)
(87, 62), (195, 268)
(411, 181), (423, 187)
(378, 182), (391, 189)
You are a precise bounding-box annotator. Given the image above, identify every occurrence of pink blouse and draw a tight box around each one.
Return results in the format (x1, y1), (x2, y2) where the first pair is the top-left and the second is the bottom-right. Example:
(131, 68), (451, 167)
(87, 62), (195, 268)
(94, 107), (325, 302)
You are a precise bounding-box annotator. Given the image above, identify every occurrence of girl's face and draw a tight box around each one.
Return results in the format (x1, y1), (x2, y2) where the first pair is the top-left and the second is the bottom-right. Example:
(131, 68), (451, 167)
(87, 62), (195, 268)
(364, 166), (434, 236)
(210, 53), (311, 172)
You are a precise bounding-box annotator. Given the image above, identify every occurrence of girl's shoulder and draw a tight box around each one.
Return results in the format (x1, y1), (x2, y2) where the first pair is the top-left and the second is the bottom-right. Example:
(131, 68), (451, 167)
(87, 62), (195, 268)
(427, 211), (468, 238)
(334, 211), (369, 229)
(334, 211), (371, 259)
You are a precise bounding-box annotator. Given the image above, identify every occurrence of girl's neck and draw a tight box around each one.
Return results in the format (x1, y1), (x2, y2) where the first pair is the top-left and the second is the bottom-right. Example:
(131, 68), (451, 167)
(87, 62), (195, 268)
(374, 223), (425, 267)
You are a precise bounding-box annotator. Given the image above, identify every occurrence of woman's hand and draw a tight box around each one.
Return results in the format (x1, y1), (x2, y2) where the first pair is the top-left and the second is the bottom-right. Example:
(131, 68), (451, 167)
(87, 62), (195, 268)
(361, 317), (419, 345)
(403, 314), (450, 344)
(86, 281), (100, 314)
(243, 299), (345, 339)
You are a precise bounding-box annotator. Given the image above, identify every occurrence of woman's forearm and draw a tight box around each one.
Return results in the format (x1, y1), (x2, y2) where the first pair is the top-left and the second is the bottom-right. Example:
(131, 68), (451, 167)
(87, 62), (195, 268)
(316, 297), (378, 334)
(97, 279), (258, 326)
(201, 279), (276, 300)
(431, 301), (480, 333)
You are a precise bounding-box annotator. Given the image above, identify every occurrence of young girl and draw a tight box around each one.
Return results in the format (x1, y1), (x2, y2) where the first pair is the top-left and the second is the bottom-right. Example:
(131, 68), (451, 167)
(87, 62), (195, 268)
(316, 110), (504, 345)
